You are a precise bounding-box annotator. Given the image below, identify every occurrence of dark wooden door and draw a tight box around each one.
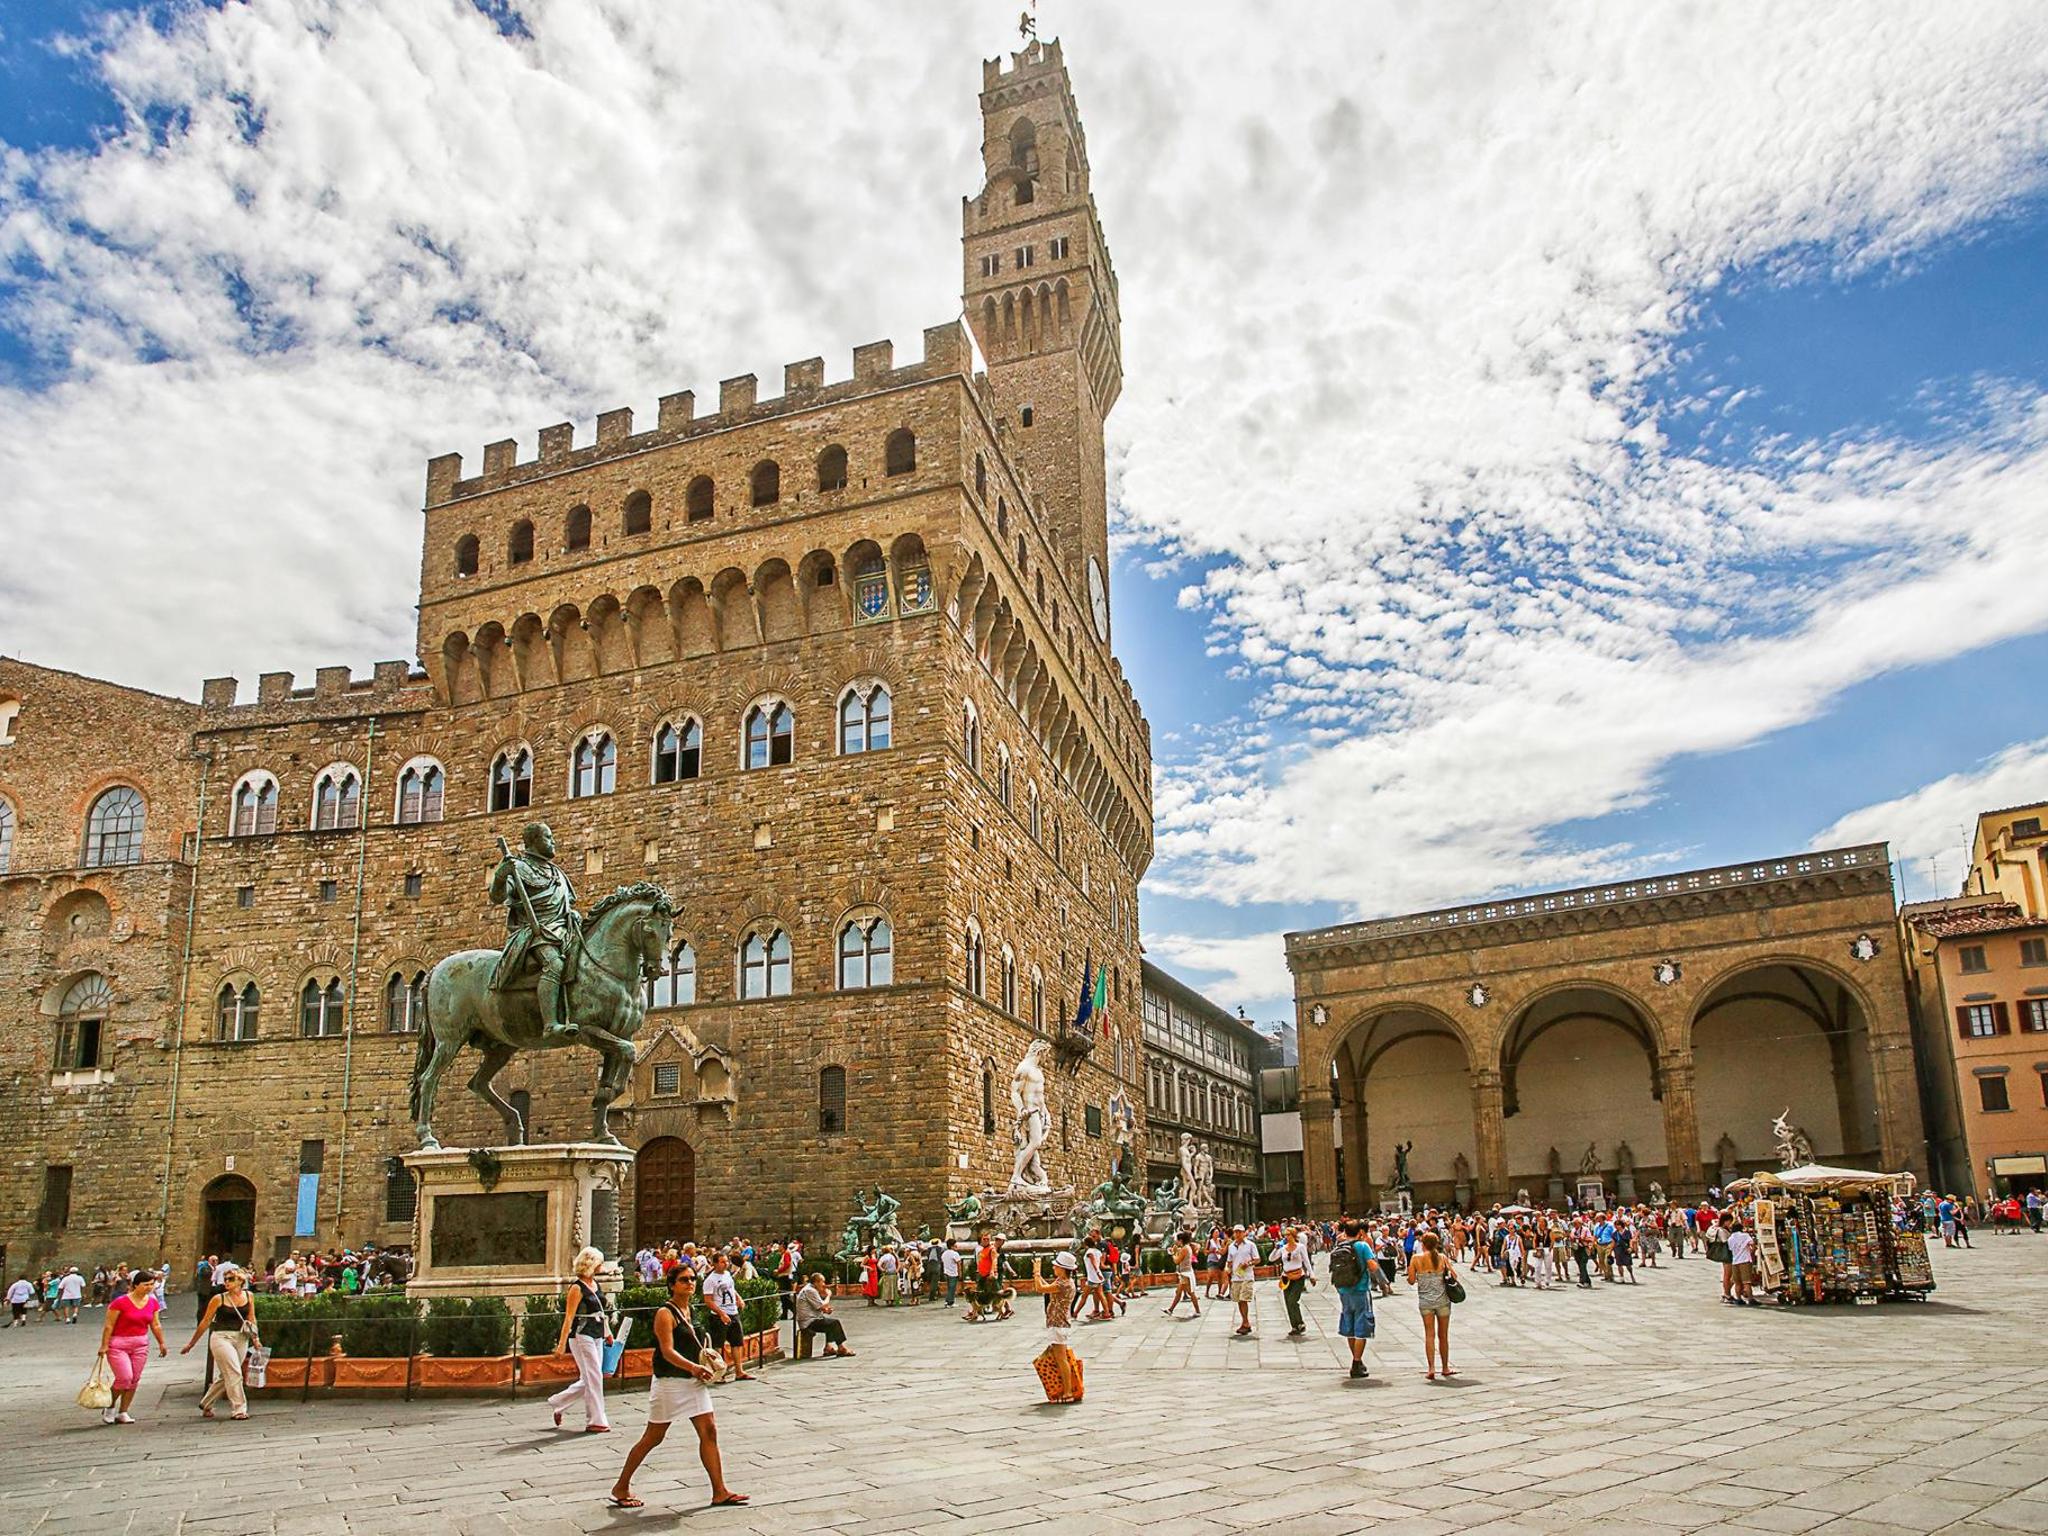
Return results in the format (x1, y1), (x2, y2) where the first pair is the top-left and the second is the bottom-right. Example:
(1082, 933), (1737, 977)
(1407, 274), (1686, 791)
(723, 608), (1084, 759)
(200, 1176), (257, 1265)
(634, 1137), (695, 1246)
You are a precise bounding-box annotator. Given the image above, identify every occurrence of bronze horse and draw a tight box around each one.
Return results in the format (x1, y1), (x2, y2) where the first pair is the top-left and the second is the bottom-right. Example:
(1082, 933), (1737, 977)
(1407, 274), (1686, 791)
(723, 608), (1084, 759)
(408, 882), (675, 1149)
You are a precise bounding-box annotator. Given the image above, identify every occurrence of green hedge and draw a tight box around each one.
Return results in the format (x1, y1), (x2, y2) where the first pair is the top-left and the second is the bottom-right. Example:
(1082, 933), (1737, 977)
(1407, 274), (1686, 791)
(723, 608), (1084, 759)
(251, 1292), (343, 1357)
(338, 1292), (418, 1358)
(420, 1296), (512, 1357)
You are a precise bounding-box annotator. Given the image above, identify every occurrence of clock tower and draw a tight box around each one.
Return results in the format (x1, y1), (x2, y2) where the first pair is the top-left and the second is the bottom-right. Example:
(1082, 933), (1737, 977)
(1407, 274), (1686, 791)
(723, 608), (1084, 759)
(962, 38), (1121, 637)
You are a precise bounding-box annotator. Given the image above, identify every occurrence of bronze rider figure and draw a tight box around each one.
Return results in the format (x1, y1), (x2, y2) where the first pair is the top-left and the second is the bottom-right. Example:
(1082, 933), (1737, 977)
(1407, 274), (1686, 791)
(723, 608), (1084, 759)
(489, 821), (582, 1043)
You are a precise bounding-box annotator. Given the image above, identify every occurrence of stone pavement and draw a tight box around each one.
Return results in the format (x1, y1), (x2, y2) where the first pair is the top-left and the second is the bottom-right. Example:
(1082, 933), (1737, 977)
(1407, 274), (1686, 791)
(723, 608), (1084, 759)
(4, 1237), (2045, 1535)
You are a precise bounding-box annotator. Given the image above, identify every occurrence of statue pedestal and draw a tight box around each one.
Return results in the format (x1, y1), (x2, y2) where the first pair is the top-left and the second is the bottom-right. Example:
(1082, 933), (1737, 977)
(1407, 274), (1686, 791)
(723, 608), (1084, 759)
(404, 1143), (633, 1300)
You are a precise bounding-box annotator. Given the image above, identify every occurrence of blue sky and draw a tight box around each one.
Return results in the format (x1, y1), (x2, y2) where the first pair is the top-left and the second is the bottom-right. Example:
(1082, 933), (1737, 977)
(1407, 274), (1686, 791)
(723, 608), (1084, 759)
(3, 3), (2047, 1021)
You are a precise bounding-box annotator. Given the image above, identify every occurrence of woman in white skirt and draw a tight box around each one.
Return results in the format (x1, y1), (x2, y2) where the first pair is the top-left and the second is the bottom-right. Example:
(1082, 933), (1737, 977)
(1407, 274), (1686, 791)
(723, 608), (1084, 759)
(180, 1265), (257, 1419)
(611, 1266), (747, 1510)
(549, 1246), (613, 1434)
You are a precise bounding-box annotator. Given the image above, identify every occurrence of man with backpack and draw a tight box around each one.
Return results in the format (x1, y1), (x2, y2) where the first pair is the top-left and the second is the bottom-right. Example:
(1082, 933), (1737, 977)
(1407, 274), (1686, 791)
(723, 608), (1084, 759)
(1329, 1218), (1386, 1379)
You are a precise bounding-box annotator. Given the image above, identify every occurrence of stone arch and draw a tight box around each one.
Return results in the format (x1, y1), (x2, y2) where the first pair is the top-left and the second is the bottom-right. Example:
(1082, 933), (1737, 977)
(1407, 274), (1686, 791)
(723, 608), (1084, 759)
(441, 631), (479, 706)
(797, 548), (843, 633)
(624, 586), (671, 667)
(709, 568), (756, 652)
(1322, 1002), (1479, 1208)
(585, 593), (628, 674)
(668, 578), (715, 658)
(754, 558), (802, 644)
(1688, 954), (1881, 1172)
(1499, 979), (1667, 1192)
(509, 612), (549, 690)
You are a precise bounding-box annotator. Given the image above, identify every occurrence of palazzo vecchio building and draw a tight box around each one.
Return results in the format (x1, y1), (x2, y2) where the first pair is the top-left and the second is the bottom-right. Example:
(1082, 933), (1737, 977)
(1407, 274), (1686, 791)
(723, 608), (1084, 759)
(0, 39), (1153, 1272)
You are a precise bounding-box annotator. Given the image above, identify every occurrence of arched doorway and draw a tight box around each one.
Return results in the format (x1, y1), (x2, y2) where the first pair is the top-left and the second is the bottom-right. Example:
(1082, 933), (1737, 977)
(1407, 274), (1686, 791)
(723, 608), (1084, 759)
(1691, 961), (1878, 1180)
(1501, 985), (1666, 1201)
(1333, 1007), (1476, 1207)
(634, 1136), (695, 1246)
(199, 1175), (257, 1266)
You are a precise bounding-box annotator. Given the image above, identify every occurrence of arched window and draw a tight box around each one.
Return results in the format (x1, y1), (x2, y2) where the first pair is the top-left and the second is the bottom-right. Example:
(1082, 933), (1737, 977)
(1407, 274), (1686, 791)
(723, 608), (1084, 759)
(454, 534), (479, 577)
(565, 504), (592, 551)
(837, 916), (894, 989)
(685, 476), (714, 524)
(299, 977), (346, 1038)
(490, 747), (533, 812)
(739, 928), (792, 999)
(646, 940), (698, 1007)
(962, 701), (981, 773)
(395, 760), (445, 825)
(1010, 115), (1039, 177)
(230, 773), (278, 837)
(653, 718), (702, 783)
(0, 796), (13, 874)
(56, 973), (111, 1071)
(884, 428), (916, 477)
(83, 786), (145, 867)
(750, 460), (780, 507)
(508, 520), (534, 565)
(982, 1066), (996, 1134)
(744, 701), (794, 770)
(838, 683), (892, 754)
(1032, 968), (1045, 1032)
(313, 766), (361, 831)
(216, 981), (260, 1042)
(997, 497), (1009, 538)
(964, 924), (985, 996)
(995, 745), (1012, 808)
(817, 445), (848, 493)
(571, 732), (616, 798)
(974, 455), (987, 500)
(1027, 782), (1041, 841)
(818, 1065), (847, 1133)
(385, 970), (425, 1033)
(623, 489), (652, 535)
(1001, 946), (1018, 1014)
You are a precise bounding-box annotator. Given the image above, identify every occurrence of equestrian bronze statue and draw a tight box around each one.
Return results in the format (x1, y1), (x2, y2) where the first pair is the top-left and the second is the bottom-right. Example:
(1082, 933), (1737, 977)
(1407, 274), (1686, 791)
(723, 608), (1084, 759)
(408, 821), (676, 1149)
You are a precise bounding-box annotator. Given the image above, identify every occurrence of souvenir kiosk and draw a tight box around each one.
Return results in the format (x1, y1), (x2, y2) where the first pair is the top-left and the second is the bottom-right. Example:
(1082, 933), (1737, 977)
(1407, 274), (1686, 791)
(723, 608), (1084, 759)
(1743, 1164), (1934, 1304)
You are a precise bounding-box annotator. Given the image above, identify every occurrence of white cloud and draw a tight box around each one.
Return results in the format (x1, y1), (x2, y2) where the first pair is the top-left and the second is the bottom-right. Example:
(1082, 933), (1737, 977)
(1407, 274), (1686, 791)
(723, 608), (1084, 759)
(1812, 739), (2048, 902)
(1142, 929), (1294, 1018)
(2, 3), (2047, 930)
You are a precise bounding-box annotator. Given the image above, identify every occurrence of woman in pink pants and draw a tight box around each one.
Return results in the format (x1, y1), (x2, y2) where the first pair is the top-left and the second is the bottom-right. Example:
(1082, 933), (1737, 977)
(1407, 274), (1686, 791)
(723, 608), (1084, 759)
(96, 1270), (168, 1424)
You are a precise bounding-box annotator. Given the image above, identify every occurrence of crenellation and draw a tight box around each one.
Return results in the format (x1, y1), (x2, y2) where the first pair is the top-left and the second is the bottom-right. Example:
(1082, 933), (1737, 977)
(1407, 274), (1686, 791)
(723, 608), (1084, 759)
(852, 340), (894, 380)
(257, 671), (294, 705)
(658, 390), (695, 432)
(482, 438), (519, 476)
(718, 374), (757, 416)
(314, 665), (351, 699)
(201, 677), (239, 709)
(538, 422), (574, 461)
(425, 452), (462, 508)
(784, 357), (825, 394)
(595, 406), (634, 446)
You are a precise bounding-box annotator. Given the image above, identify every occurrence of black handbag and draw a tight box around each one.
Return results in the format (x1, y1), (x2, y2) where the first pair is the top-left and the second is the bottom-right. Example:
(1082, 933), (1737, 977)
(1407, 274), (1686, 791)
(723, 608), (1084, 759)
(1443, 1267), (1466, 1305)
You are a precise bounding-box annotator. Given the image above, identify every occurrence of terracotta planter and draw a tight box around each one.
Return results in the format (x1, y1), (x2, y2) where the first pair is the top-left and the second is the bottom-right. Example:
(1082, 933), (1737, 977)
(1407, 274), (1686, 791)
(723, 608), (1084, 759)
(417, 1355), (515, 1390)
(617, 1348), (654, 1379)
(332, 1355), (410, 1390)
(262, 1355), (332, 1390)
(519, 1353), (579, 1386)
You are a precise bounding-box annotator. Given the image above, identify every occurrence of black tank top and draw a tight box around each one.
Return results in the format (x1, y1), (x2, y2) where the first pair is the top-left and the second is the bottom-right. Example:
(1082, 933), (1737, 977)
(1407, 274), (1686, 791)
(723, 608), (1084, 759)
(570, 1279), (606, 1339)
(210, 1296), (252, 1332)
(652, 1302), (700, 1378)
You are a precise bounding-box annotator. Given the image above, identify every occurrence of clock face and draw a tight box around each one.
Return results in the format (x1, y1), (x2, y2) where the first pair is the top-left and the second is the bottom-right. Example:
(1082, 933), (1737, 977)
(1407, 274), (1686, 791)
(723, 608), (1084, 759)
(1087, 556), (1109, 641)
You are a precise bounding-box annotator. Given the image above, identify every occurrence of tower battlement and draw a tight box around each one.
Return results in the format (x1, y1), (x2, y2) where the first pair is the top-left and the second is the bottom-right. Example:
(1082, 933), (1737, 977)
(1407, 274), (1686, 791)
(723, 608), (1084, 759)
(425, 323), (971, 508)
(982, 37), (1065, 90)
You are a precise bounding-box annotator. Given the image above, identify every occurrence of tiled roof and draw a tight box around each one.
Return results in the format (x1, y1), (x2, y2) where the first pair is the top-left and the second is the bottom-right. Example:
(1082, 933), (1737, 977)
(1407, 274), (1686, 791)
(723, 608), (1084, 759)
(1905, 901), (2047, 939)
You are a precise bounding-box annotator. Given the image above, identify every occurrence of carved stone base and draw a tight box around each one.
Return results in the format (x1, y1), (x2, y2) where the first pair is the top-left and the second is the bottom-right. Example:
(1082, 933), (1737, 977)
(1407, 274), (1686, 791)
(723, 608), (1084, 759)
(404, 1142), (632, 1300)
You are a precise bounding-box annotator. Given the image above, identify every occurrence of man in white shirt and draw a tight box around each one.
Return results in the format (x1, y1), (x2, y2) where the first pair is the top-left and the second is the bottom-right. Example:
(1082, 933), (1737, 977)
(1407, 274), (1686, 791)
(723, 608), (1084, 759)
(700, 1252), (754, 1381)
(1225, 1225), (1262, 1336)
(940, 1242), (962, 1307)
(1726, 1220), (1758, 1306)
(56, 1267), (86, 1324)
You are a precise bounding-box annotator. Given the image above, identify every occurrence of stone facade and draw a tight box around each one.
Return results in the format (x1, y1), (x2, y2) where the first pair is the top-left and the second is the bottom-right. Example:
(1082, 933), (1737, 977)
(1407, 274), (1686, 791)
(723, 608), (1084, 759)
(1138, 961), (1262, 1226)
(1285, 846), (1927, 1215)
(0, 39), (1152, 1274)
